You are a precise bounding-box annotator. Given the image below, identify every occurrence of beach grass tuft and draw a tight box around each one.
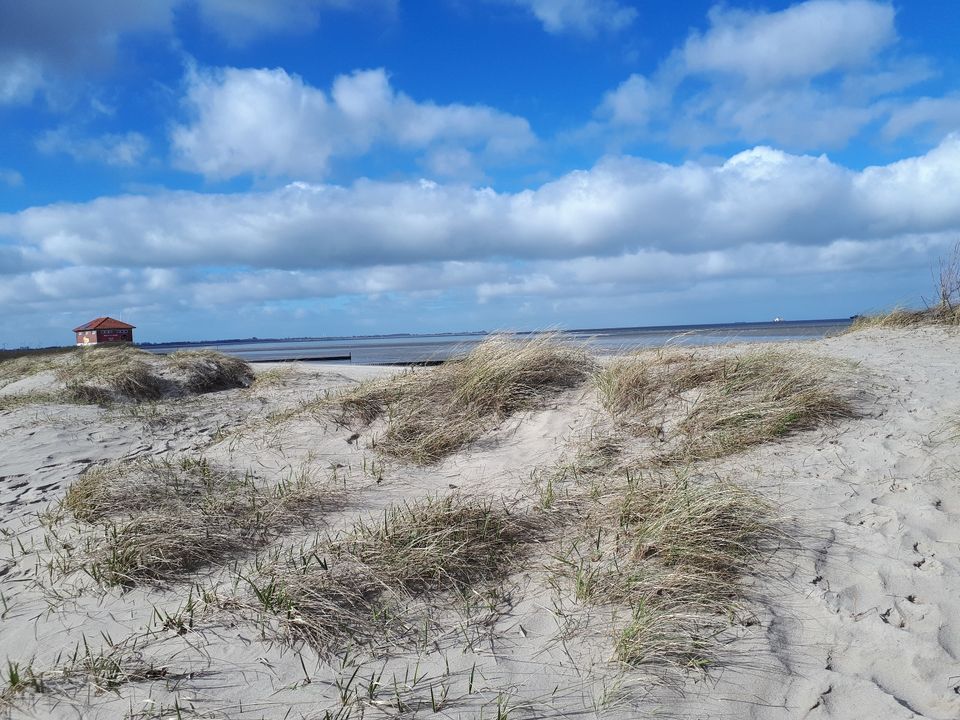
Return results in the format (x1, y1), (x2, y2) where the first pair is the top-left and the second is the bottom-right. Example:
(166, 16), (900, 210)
(332, 334), (594, 463)
(565, 470), (782, 669)
(850, 304), (960, 329)
(167, 349), (255, 392)
(29, 346), (258, 405)
(0, 347), (76, 390)
(852, 241), (960, 329)
(244, 493), (531, 652)
(59, 346), (167, 404)
(597, 349), (854, 463)
(59, 457), (337, 586)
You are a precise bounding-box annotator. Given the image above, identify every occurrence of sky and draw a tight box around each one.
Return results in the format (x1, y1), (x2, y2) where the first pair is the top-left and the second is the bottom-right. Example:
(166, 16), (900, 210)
(3, 0), (960, 346)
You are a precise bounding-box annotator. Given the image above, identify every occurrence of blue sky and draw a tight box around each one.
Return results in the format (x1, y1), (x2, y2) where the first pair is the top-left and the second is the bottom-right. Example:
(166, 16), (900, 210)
(3, 0), (960, 346)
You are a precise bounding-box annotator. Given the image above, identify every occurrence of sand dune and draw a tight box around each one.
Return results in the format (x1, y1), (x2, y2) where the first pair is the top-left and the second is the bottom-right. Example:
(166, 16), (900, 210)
(1, 328), (959, 719)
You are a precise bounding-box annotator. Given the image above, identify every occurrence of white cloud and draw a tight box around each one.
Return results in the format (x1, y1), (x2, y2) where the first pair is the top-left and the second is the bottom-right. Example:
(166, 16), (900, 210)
(5, 134), (960, 345)
(36, 129), (149, 167)
(4, 135), (960, 282)
(681, 1), (896, 87)
(883, 95), (960, 141)
(594, 1), (930, 151)
(0, 58), (45, 105)
(600, 74), (663, 126)
(508, 0), (637, 37)
(0, 169), (24, 188)
(171, 66), (536, 180)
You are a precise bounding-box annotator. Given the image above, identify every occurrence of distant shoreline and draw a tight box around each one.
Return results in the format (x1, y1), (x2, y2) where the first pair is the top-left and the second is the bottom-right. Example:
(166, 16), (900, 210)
(141, 318), (854, 365)
(142, 317), (854, 350)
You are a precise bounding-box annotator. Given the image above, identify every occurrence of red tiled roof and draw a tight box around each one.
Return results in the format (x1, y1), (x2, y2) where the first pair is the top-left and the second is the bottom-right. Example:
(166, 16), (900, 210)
(73, 317), (136, 332)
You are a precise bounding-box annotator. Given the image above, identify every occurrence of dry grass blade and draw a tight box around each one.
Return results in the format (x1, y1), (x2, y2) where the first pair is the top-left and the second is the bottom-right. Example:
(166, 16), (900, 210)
(333, 334), (594, 463)
(340, 494), (528, 589)
(598, 349), (854, 463)
(0, 347), (76, 390)
(59, 457), (337, 586)
(57, 346), (167, 404)
(167, 349), (254, 392)
(618, 478), (776, 578)
(596, 351), (723, 422)
(851, 240), (960, 328)
(33, 346), (256, 405)
(246, 494), (531, 652)
(850, 305), (960, 328)
(671, 351), (854, 462)
(569, 472), (782, 670)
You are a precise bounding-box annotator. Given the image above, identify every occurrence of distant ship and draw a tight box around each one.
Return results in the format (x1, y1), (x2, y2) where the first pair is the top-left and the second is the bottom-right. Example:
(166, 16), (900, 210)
(773, 317), (784, 322)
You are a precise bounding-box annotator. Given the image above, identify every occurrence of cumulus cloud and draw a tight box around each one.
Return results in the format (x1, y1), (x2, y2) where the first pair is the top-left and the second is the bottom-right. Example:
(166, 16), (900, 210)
(595, 0), (935, 151)
(5, 141), (960, 344)
(506, 0), (637, 37)
(681, 0), (896, 86)
(36, 129), (149, 167)
(4, 135), (960, 313)
(171, 66), (536, 180)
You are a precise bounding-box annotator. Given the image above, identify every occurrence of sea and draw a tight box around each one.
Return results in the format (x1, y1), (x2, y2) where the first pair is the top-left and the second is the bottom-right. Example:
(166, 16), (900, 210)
(144, 318), (853, 366)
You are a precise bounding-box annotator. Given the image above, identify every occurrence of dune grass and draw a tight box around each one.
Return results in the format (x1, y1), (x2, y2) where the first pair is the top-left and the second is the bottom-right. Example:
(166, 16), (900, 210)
(597, 349), (854, 463)
(42, 346), (256, 405)
(332, 334), (593, 463)
(59, 457), (337, 587)
(0, 390), (65, 412)
(850, 304), (960, 329)
(244, 494), (531, 652)
(166, 349), (255, 392)
(0, 637), (188, 710)
(852, 241), (960, 329)
(562, 471), (781, 669)
(0, 347), (76, 390)
(59, 346), (167, 404)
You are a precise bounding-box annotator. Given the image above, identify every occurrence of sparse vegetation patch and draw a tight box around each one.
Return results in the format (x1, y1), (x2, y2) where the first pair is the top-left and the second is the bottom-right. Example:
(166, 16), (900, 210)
(167, 349), (255, 392)
(0, 347), (76, 390)
(58, 457), (338, 586)
(0, 345), (256, 407)
(244, 493), (531, 653)
(332, 334), (594, 463)
(560, 471), (782, 669)
(597, 349), (853, 463)
(852, 241), (960, 328)
(60, 346), (167, 404)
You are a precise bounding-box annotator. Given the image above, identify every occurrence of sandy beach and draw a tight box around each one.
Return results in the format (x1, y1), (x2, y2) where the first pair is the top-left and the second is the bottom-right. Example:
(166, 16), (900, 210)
(1, 327), (959, 719)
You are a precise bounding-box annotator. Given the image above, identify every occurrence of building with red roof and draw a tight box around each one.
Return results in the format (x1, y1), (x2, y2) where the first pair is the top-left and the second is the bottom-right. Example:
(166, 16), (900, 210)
(73, 317), (135, 346)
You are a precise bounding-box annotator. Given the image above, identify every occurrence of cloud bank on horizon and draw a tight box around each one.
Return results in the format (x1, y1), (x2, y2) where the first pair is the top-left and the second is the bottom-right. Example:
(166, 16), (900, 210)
(1, 0), (960, 345)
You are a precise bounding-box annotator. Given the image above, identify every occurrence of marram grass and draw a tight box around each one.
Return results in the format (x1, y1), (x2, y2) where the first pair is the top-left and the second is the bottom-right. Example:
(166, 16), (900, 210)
(59, 456), (337, 586)
(332, 334), (594, 463)
(597, 348), (854, 463)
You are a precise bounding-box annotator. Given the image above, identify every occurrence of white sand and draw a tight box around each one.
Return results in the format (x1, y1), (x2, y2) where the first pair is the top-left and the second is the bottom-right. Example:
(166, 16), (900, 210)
(1, 328), (959, 719)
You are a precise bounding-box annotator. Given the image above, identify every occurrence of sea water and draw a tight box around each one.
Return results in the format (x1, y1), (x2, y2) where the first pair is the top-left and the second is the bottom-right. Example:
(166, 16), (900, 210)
(146, 318), (852, 365)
